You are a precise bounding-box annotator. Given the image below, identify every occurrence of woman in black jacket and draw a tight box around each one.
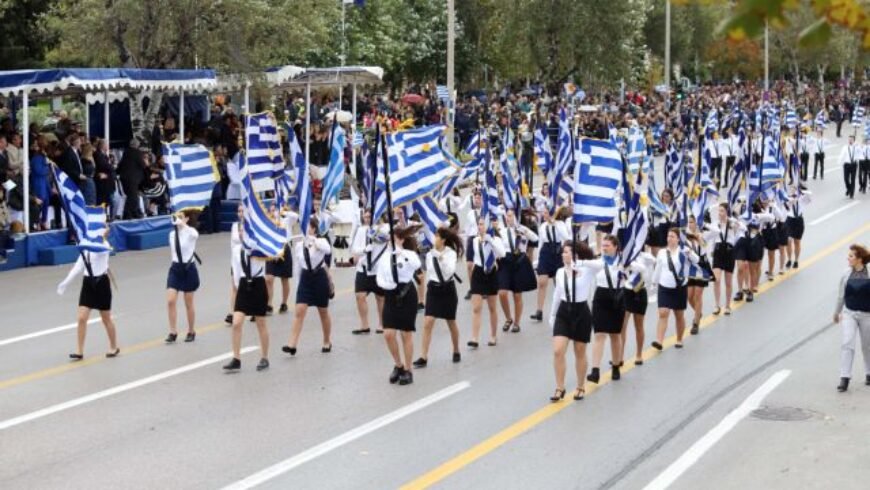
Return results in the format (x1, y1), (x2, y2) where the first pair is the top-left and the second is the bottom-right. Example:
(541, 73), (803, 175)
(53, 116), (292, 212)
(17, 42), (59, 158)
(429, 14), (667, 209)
(93, 138), (116, 210)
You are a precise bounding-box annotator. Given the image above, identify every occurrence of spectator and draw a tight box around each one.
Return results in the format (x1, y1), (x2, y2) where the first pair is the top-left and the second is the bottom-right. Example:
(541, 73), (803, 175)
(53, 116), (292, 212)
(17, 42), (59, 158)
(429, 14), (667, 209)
(57, 133), (85, 190)
(117, 140), (146, 219)
(79, 142), (97, 205)
(7, 133), (22, 175)
(0, 135), (8, 179)
(93, 138), (115, 210)
(29, 135), (51, 230)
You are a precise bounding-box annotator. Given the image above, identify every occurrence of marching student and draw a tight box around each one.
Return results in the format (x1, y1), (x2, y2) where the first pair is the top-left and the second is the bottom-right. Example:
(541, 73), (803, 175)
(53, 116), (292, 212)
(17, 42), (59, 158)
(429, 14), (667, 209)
(549, 242), (597, 402)
(686, 216), (715, 335)
(734, 199), (773, 303)
(165, 210), (200, 344)
(57, 249), (119, 360)
(534, 182), (553, 218)
(223, 242), (271, 372)
(265, 206), (297, 315)
(350, 209), (389, 334)
(283, 217), (333, 356)
(762, 195), (788, 280)
(469, 217), (506, 348)
(710, 203), (741, 316)
(463, 191), (483, 300)
(377, 225), (423, 385)
(587, 235), (631, 384)
(707, 131), (723, 188)
(834, 244), (870, 392)
(497, 208), (538, 333)
(722, 127), (738, 188)
(620, 251), (655, 367)
(531, 206), (571, 322)
(809, 128), (828, 180)
(650, 228), (700, 350)
(798, 127), (810, 182)
(786, 187), (811, 269)
(840, 135), (859, 199)
(415, 226), (464, 366)
(648, 189), (676, 257)
(860, 136), (870, 194)
(226, 203), (244, 324)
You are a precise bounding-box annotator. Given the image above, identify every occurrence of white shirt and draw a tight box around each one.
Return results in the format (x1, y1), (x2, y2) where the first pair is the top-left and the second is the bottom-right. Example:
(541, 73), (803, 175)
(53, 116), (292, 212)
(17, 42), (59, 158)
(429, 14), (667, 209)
(281, 210), (299, 241)
(707, 218), (743, 247)
(499, 224), (538, 255)
(471, 235), (506, 269)
(169, 224), (199, 263)
(788, 191), (812, 218)
(230, 221), (243, 250)
(840, 144), (859, 165)
(706, 138), (721, 159)
(440, 194), (462, 215)
(623, 252), (655, 290)
(464, 208), (481, 238)
(57, 251), (110, 295)
(426, 247), (458, 284)
(350, 224), (389, 275)
(295, 236), (331, 271)
(538, 220), (570, 245)
(652, 247), (700, 288)
(593, 257), (622, 289)
(548, 262), (598, 327)
(376, 248), (422, 290)
(808, 135), (828, 155)
(231, 246), (266, 285)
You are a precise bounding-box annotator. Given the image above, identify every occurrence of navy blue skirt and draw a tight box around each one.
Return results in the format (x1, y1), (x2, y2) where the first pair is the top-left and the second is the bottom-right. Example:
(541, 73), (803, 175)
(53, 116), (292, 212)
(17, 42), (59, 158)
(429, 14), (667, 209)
(296, 268), (330, 308)
(536, 242), (562, 277)
(657, 285), (687, 311)
(167, 262), (200, 292)
(497, 254), (537, 293)
(265, 244), (293, 278)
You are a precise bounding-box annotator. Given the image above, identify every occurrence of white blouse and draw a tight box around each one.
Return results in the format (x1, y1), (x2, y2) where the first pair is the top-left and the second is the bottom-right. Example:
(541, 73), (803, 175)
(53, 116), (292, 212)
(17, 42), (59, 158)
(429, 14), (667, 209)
(57, 251), (110, 295)
(548, 262), (598, 327)
(231, 246), (266, 285)
(470, 235), (506, 269)
(169, 224), (199, 263)
(426, 247), (458, 284)
(376, 248), (422, 290)
(294, 236), (331, 272)
(499, 224), (538, 254)
(651, 247), (700, 288)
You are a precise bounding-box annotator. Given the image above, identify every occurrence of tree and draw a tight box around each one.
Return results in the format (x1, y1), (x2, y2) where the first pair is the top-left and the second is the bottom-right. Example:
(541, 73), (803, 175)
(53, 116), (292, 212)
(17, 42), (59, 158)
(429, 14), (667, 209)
(0, 0), (54, 69)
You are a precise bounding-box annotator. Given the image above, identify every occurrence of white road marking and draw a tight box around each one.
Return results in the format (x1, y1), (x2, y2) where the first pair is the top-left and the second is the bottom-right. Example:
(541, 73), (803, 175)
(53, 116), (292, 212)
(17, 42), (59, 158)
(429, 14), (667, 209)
(643, 369), (791, 490)
(222, 381), (472, 490)
(0, 318), (106, 347)
(809, 201), (861, 226)
(0, 347), (257, 431)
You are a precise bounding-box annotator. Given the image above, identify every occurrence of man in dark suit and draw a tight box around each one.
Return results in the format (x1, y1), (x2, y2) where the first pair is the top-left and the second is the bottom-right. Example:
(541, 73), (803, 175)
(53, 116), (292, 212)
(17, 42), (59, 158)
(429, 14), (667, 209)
(57, 133), (85, 189)
(116, 140), (146, 219)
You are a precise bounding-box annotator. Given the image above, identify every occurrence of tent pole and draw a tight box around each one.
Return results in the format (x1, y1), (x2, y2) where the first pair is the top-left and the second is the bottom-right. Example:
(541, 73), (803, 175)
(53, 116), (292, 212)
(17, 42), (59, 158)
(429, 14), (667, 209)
(85, 99), (90, 139)
(23, 90), (30, 234)
(103, 90), (110, 149)
(179, 90), (185, 142)
(244, 83), (250, 115)
(305, 82), (311, 166)
(352, 83), (357, 138)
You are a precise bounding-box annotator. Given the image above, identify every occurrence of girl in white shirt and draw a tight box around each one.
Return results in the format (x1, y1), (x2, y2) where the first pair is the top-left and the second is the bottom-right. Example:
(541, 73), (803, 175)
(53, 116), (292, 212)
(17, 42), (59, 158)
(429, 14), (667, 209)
(710, 203), (742, 316)
(377, 225), (423, 385)
(497, 209), (538, 333)
(57, 249), (119, 360)
(651, 228), (700, 350)
(786, 188), (811, 269)
(283, 217), (333, 356)
(531, 206), (570, 322)
(415, 226), (464, 367)
(166, 211), (200, 343)
(224, 243), (270, 372)
(620, 251), (655, 366)
(265, 205), (297, 315)
(469, 217), (506, 348)
(350, 209), (389, 334)
(225, 203), (244, 324)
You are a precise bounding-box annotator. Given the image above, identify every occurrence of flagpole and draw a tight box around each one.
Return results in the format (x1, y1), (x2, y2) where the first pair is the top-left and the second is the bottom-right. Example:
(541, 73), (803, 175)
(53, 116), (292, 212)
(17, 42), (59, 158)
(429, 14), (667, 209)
(380, 130), (396, 252)
(369, 120), (379, 213)
(568, 112), (578, 302)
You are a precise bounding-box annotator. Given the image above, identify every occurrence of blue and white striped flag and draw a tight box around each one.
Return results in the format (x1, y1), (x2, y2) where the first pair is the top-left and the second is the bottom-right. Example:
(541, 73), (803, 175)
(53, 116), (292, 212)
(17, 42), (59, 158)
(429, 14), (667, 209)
(464, 130), (483, 158)
(435, 85), (450, 103)
(665, 141), (684, 199)
(482, 152), (502, 219)
(573, 138), (622, 223)
(240, 169), (286, 258)
(626, 126), (645, 174)
(52, 165), (111, 252)
(384, 125), (455, 207)
(550, 108), (573, 208)
(320, 122), (347, 232)
(647, 175), (670, 217)
(784, 107), (798, 129)
(620, 169), (649, 267)
(705, 109), (719, 137)
(607, 122), (618, 146)
(412, 195), (449, 248)
(852, 106), (865, 127)
(500, 133), (519, 210)
(245, 112), (285, 192)
(162, 143), (218, 212)
(438, 150), (480, 200)
(814, 109), (827, 130)
(274, 169), (294, 210)
(533, 127), (553, 177)
(285, 122), (312, 234)
(351, 130), (364, 149)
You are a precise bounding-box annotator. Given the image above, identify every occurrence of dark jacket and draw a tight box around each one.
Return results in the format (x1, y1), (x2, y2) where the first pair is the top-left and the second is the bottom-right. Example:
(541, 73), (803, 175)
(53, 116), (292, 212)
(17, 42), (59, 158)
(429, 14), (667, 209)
(116, 147), (145, 188)
(94, 151), (116, 194)
(57, 146), (83, 185)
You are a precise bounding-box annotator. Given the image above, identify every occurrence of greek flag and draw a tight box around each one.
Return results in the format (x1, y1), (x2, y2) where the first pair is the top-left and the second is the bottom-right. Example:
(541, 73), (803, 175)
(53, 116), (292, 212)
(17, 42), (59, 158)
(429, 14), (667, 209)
(482, 152), (502, 219)
(814, 109), (827, 130)
(608, 122), (618, 146)
(379, 125), (456, 214)
(274, 169), (294, 210)
(620, 169), (649, 267)
(245, 112), (285, 192)
(240, 169), (286, 258)
(852, 106), (865, 127)
(691, 184), (719, 222)
(435, 85), (450, 103)
(464, 130), (483, 158)
(784, 107), (798, 129)
(286, 122), (312, 234)
(573, 138), (622, 223)
(550, 107), (572, 207)
(500, 137), (519, 210)
(626, 126), (645, 174)
(162, 143), (218, 212)
(666, 141), (684, 199)
(647, 174), (670, 217)
(438, 149), (481, 200)
(320, 122), (347, 232)
(351, 130), (364, 149)
(705, 109), (719, 137)
(533, 127), (553, 176)
(412, 195), (449, 248)
(752, 135), (782, 192)
(727, 127), (748, 209)
(52, 165), (111, 252)
(699, 142), (715, 189)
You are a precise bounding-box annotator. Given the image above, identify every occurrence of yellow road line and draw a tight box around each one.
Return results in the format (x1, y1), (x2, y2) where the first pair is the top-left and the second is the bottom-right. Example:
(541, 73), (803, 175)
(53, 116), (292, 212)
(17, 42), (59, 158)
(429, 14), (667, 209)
(400, 222), (870, 490)
(0, 285), (356, 391)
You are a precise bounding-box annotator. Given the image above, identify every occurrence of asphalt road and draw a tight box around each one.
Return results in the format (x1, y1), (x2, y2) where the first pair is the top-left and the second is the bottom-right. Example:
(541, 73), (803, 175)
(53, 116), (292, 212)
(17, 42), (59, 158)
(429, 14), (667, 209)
(0, 127), (868, 490)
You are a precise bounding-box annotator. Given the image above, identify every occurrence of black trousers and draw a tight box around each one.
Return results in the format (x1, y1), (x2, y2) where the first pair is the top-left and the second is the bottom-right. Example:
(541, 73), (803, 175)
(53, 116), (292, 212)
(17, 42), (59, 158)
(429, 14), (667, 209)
(799, 152), (809, 181)
(122, 184), (143, 219)
(710, 157), (723, 187)
(844, 162), (858, 198)
(860, 160), (870, 193)
(813, 153), (825, 179)
(724, 156), (736, 187)
(836, 121), (843, 138)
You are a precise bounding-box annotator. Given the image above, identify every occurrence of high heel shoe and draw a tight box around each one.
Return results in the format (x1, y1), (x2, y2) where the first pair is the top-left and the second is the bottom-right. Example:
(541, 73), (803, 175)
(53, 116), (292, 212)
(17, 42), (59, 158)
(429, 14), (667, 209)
(573, 388), (585, 400)
(586, 367), (600, 384)
(69, 353), (83, 361)
(184, 332), (196, 342)
(651, 341), (663, 351)
(837, 377), (850, 392)
(690, 323), (699, 335)
(165, 332), (178, 343)
(549, 388), (566, 402)
(106, 348), (120, 358)
(281, 345), (297, 356)
(611, 364), (621, 381)
(467, 341), (479, 349)
(321, 344), (332, 353)
(530, 310), (543, 322)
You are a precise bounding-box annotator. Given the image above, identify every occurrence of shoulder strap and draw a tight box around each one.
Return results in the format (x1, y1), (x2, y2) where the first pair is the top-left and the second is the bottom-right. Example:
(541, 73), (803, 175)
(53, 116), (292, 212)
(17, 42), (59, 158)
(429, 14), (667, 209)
(79, 250), (95, 277)
(604, 261), (616, 289)
(432, 253), (446, 283)
(563, 269), (571, 302)
(666, 250), (683, 285)
(240, 249), (252, 280)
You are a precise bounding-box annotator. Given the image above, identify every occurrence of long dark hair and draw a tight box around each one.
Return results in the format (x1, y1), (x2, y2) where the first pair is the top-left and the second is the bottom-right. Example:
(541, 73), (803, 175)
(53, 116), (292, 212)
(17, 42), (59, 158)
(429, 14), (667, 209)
(436, 226), (463, 256)
(395, 224), (421, 251)
(565, 242), (594, 260)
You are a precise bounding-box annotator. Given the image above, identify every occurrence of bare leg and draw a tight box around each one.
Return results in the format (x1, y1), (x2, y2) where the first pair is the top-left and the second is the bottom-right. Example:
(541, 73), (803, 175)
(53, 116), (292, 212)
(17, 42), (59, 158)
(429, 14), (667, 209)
(317, 307), (332, 346)
(375, 295), (385, 331)
(446, 319), (460, 353)
(656, 307), (668, 343)
(417, 273), (426, 305)
(712, 270), (722, 309)
(384, 329), (401, 366)
(498, 290), (512, 322)
(633, 314), (645, 361)
(266, 274), (275, 308)
(471, 295), (483, 343)
(99, 310), (117, 352)
(75, 307), (89, 356)
(513, 293), (523, 327)
(573, 341), (588, 391)
(183, 292), (196, 333)
(591, 332), (606, 369)
(280, 278), (290, 306)
(535, 276), (549, 312)
(794, 239), (802, 263)
(166, 289), (179, 334)
(486, 295), (498, 342)
(255, 316), (269, 359)
(553, 336), (569, 390)
(231, 311), (244, 359)
(675, 310), (686, 342)
(420, 316), (435, 359)
(288, 304), (308, 347)
(724, 272), (733, 309)
(355, 292), (370, 330)
(400, 331), (414, 370)
(609, 333), (622, 366)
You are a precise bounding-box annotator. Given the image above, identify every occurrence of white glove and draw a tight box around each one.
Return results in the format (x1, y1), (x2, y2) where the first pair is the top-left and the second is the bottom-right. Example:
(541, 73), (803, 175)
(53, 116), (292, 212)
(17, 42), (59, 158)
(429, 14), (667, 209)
(57, 282), (68, 296)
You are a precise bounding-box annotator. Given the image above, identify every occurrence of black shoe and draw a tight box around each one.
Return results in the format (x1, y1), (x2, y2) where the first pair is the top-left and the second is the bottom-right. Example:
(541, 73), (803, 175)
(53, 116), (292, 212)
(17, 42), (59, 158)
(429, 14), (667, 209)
(837, 377), (850, 392)
(502, 320), (512, 332)
(586, 367), (600, 384)
(734, 291), (744, 302)
(785, 260), (792, 269)
(184, 332), (196, 342)
(511, 323), (521, 333)
(612, 364), (621, 381)
(223, 358), (241, 371)
(865, 375), (870, 386)
(389, 366), (403, 384)
(530, 310), (543, 322)
(417, 303), (425, 311)
(690, 323), (699, 335)
(281, 345), (297, 356)
(549, 388), (566, 402)
(256, 358), (269, 371)
(321, 344), (332, 353)
(398, 370), (414, 385)
(746, 291), (754, 302)
(266, 305), (273, 316)
(249, 316), (256, 322)
(452, 352), (461, 363)
(165, 332), (178, 343)
(69, 353), (84, 361)
(224, 314), (233, 324)
(352, 328), (371, 335)
(467, 341), (479, 349)
(651, 341), (663, 351)
(106, 348), (120, 358)
(793, 261), (799, 269)
(413, 358), (428, 368)
(279, 303), (288, 313)
(464, 291), (472, 300)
